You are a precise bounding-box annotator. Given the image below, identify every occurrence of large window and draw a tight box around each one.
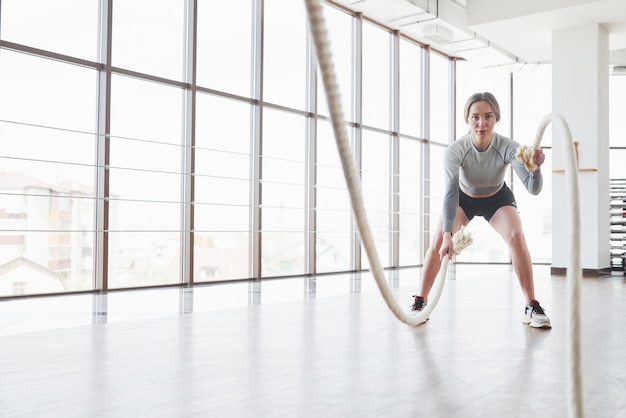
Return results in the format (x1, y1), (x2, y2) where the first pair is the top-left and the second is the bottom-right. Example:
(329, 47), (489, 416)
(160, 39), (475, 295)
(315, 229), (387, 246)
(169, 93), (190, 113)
(196, 0), (253, 97)
(112, 0), (185, 81)
(317, 4), (353, 120)
(263, 0), (307, 110)
(398, 137), (422, 265)
(261, 108), (307, 277)
(2, 0), (549, 298)
(316, 120), (353, 273)
(108, 75), (183, 288)
(362, 22), (391, 130)
(314, 5), (355, 274)
(0, 51), (97, 295)
(429, 52), (451, 143)
(361, 129), (391, 268)
(398, 38), (424, 265)
(399, 39), (423, 137)
(194, 94), (252, 282)
(0, 0), (99, 61)
(428, 144), (446, 235)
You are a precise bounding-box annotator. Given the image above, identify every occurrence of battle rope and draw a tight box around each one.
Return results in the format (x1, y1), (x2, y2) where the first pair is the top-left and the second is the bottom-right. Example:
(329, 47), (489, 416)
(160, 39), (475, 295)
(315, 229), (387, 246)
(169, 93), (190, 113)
(304, 2), (582, 416)
(303, 0), (471, 328)
(517, 114), (584, 418)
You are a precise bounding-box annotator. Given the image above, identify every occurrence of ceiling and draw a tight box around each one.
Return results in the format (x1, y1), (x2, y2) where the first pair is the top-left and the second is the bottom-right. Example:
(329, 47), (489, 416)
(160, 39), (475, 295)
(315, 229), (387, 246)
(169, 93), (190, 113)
(330, 0), (626, 70)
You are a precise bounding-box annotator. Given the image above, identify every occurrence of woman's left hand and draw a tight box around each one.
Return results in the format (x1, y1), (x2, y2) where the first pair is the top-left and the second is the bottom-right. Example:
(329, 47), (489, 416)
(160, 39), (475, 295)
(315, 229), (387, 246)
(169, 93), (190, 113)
(532, 148), (545, 171)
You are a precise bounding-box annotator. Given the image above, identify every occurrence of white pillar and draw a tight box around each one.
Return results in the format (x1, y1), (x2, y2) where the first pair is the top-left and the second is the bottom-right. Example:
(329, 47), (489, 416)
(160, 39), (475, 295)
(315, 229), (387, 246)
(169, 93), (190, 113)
(551, 24), (610, 273)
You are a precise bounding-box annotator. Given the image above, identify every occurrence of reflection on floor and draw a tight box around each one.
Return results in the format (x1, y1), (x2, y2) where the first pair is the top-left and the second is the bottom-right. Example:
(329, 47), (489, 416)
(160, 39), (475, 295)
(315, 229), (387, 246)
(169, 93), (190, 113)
(0, 266), (421, 336)
(1, 264), (625, 417)
(0, 268), (385, 336)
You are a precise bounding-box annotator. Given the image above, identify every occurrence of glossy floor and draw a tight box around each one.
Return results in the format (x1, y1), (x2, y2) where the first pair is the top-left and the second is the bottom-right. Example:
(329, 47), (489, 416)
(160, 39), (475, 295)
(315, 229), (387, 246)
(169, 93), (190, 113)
(1, 265), (625, 417)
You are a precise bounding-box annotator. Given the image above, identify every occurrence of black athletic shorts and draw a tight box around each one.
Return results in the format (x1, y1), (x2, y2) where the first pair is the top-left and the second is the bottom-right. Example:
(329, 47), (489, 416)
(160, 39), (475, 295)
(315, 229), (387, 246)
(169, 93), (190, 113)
(458, 183), (517, 223)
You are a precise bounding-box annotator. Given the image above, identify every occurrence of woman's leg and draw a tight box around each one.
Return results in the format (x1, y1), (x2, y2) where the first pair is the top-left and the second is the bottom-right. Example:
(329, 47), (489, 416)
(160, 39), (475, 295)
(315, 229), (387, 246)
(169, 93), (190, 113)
(419, 207), (469, 300)
(489, 205), (536, 303)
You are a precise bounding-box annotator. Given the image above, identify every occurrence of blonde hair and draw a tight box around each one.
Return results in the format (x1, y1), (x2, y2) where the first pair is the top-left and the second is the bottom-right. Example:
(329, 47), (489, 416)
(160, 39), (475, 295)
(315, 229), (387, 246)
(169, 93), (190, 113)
(463, 92), (501, 124)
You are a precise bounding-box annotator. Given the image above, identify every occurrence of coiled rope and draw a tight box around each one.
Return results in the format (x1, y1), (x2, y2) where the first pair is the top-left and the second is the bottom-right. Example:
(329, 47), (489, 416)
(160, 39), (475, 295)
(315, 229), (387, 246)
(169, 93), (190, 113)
(304, 1), (582, 416)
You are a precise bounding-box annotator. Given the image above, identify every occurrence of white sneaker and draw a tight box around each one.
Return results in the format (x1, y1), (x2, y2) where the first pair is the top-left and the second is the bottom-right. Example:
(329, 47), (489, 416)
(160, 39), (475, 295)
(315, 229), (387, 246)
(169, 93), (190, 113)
(522, 300), (552, 328)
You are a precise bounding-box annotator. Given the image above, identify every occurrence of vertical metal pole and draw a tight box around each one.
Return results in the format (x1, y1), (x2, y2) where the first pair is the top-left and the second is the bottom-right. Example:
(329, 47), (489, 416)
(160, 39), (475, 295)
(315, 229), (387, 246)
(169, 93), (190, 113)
(181, 0), (197, 286)
(250, 0), (264, 280)
(420, 47), (431, 263)
(508, 71), (514, 138)
(507, 72), (514, 268)
(508, 71), (515, 190)
(390, 31), (400, 268)
(448, 57), (457, 279)
(305, 12), (318, 275)
(94, 0), (112, 292)
(351, 13), (363, 271)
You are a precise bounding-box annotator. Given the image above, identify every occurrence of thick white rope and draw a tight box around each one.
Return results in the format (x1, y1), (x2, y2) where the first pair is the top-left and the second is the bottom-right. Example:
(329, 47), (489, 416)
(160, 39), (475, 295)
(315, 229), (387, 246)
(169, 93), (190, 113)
(303, 0), (471, 327)
(518, 114), (584, 418)
(304, 4), (583, 416)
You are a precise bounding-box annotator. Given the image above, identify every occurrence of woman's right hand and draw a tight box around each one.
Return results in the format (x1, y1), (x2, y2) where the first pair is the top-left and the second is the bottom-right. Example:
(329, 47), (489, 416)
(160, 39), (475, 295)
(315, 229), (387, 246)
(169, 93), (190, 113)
(439, 231), (455, 260)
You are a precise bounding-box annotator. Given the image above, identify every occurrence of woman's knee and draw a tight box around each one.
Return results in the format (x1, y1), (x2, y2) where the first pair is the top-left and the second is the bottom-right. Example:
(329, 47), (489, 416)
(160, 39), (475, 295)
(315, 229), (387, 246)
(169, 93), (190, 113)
(427, 230), (444, 252)
(506, 228), (527, 248)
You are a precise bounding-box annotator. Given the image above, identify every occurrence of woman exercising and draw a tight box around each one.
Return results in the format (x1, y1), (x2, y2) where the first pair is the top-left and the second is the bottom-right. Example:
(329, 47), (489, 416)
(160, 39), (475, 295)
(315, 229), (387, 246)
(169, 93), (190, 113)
(411, 92), (551, 328)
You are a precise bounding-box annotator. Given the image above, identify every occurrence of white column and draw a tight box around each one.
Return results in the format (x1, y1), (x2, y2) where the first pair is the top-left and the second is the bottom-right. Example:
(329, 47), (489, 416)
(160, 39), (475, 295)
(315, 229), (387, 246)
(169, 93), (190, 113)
(551, 24), (610, 272)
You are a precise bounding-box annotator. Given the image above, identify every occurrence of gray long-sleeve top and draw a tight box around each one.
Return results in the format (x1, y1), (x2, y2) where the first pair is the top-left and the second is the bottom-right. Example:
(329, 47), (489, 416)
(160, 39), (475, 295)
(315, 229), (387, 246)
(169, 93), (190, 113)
(442, 132), (542, 233)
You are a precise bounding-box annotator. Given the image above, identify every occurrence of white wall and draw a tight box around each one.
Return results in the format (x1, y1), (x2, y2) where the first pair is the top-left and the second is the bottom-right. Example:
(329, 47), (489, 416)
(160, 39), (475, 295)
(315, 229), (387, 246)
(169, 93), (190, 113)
(551, 24), (610, 271)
